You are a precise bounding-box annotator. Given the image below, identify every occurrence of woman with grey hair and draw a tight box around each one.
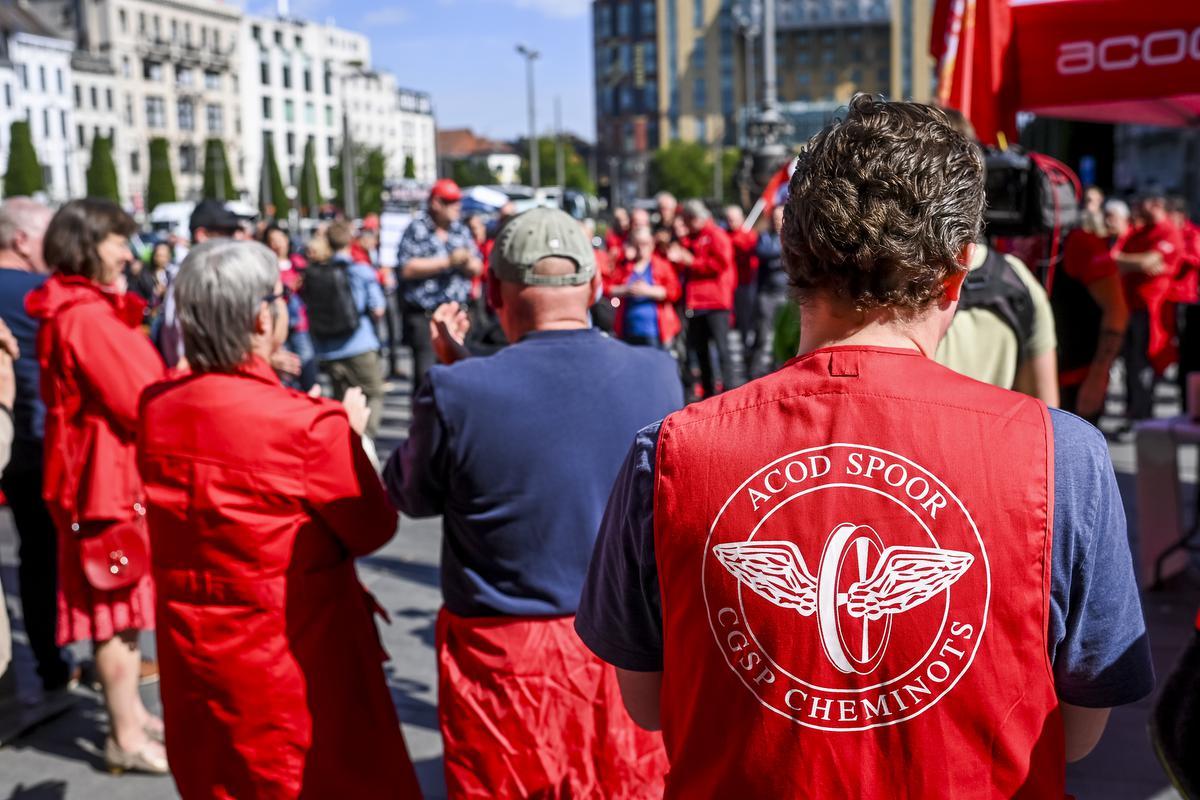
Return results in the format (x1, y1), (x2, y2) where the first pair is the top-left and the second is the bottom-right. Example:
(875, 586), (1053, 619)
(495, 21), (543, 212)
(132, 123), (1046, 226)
(136, 240), (421, 798)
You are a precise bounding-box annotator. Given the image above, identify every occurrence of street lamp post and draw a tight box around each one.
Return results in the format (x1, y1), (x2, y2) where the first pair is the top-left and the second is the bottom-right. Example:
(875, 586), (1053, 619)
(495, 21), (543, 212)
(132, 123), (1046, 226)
(746, 0), (791, 194)
(516, 44), (540, 190)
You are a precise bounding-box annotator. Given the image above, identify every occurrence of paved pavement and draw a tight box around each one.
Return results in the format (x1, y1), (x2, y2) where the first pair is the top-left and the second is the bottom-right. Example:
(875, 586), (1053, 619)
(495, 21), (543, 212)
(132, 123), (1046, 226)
(0, 367), (1196, 799)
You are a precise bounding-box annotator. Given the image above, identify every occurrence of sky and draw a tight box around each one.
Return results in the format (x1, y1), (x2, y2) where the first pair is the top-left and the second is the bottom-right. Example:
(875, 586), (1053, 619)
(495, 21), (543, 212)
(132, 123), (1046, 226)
(249, 0), (597, 143)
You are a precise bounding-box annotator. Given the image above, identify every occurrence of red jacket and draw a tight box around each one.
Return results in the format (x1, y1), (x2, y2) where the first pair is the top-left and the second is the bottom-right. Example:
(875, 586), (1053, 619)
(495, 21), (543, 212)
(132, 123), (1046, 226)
(682, 222), (736, 311)
(136, 359), (421, 799)
(609, 254), (682, 343)
(653, 347), (1060, 798)
(1169, 220), (1200, 304)
(26, 274), (164, 645)
(729, 228), (760, 287)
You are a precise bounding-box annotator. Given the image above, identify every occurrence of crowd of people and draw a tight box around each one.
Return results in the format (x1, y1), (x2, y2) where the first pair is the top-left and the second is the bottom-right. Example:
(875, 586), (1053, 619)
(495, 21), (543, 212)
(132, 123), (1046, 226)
(0, 92), (1191, 798)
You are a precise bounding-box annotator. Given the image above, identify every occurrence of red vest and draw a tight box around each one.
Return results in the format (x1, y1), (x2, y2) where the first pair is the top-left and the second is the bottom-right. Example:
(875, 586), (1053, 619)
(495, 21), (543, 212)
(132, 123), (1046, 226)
(653, 346), (1062, 798)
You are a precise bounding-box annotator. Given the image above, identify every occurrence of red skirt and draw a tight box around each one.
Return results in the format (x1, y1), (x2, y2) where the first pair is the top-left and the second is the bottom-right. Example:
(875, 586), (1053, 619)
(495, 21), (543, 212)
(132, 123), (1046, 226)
(50, 508), (155, 645)
(436, 608), (667, 799)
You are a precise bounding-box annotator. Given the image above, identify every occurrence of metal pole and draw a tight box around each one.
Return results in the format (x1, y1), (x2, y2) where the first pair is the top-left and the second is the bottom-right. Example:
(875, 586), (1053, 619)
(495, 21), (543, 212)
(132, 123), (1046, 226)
(713, 136), (722, 203)
(554, 96), (565, 193)
(762, 0), (777, 113)
(746, 31), (757, 118)
(517, 45), (541, 190)
(608, 156), (619, 210)
(342, 110), (358, 220)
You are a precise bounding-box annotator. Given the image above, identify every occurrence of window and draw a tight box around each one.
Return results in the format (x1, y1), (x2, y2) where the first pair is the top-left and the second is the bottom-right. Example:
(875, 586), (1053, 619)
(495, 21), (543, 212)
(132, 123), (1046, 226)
(17, 64), (26, 90)
(122, 57), (131, 78)
(106, 88), (113, 110)
(171, 20), (178, 41)
(204, 70), (220, 90)
(38, 66), (46, 93)
(42, 108), (50, 139)
(693, 0), (704, 28)
(206, 103), (223, 134)
(185, 22), (192, 44)
(213, 30), (221, 52)
(252, 24), (261, 42)
(294, 35), (302, 49)
(59, 110), (67, 139)
(595, 5), (611, 38)
(323, 66), (332, 94)
(56, 69), (64, 94)
(131, 150), (140, 175)
(124, 95), (133, 125)
(642, 42), (657, 72)
(303, 70), (311, 93)
(643, 82), (657, 111)
(5, 84), (12, 108)
(619, 86), (634, 113)
(177, 66), (193, 87)
(178, 98), (194, 130)
(325, 105), (334, 126)
(693, 77), (706, 109)
(284, 99), (294, 122)
(274, 30), (283, 46)
(262, 96), (272, 118)
(327, 136), (335, 157)
(119, 9), (127, 31)
(286, 132), (294, 156)
(304, 102), (315, 124)
(200, 26), (207, 48)
(619, 44), (632, 74)
(145, 96), (166, 128)
(90, 86), (98, 108)
(152, 15), (160, 37)
(616, 3), (632, 36)
(77, 124), (85, 147)
(143, 60), (163, 81)
(282, 65), (291, 89)
(138, 12), (145, 33)
(73, 84), (81, 108)
(260, 58), (270, 85)
(180, 144), (196, 173)
(692, 39), (705, 70)
(639, 1), (655, 35)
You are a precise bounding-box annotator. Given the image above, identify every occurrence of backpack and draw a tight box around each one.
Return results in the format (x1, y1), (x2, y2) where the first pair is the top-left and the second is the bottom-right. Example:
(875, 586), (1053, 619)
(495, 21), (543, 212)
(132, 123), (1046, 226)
(301, 260), (360, 339)
(957, 247), (1036, 360)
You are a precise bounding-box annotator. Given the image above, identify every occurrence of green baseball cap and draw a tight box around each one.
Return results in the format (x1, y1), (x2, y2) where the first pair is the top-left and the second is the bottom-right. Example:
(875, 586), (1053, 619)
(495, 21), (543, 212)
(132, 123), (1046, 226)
(490, 207), (596, 287)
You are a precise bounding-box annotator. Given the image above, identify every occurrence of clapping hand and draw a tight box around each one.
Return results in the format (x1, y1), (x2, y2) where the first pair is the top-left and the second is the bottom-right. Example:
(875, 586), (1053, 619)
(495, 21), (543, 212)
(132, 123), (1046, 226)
(0, 318), (17, 411)
(342, 387), (371, 437)
(269, 349), (302, 378)
(430, 302), (472, 366)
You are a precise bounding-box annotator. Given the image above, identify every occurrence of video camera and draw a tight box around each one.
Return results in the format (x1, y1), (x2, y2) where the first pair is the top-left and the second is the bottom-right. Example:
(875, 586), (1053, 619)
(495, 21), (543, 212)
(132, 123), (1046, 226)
(982, 145), (1081, 239)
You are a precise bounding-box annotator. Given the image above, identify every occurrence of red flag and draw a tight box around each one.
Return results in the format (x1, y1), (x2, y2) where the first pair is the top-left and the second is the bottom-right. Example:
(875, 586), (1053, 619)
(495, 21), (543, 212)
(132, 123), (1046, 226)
(931, 0), (1017, 145)
(759, 158), (796, 216)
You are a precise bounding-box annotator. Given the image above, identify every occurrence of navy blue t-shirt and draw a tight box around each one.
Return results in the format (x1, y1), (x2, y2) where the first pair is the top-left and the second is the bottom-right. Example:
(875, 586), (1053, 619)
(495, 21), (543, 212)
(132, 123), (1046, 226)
(0, 268), (47, 465)
(576, 408), (1155, 708)
(384, 327), (684, 617)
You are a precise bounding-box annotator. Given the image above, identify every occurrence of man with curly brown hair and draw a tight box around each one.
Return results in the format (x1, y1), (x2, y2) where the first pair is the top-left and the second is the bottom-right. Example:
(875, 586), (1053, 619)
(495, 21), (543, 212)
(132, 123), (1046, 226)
(576, 95), (1152, 797)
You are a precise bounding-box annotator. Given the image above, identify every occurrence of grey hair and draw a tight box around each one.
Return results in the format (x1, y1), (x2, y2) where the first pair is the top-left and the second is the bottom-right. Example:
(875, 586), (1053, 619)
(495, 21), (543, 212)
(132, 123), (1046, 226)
(1104, 199), (1130, 219)
(174, 239), (279, 372)
(682, 199), (711, 221)
(0, 197), (51, 249)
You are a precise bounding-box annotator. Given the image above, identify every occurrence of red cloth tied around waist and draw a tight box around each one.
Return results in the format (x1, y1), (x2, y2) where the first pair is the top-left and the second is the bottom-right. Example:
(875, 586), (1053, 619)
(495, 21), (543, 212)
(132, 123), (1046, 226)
(436, 607), (667, 799)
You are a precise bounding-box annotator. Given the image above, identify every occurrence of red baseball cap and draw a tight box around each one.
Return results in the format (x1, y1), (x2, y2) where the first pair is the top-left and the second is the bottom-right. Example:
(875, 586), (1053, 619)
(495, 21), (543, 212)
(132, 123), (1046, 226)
(430, 179), (463, 203)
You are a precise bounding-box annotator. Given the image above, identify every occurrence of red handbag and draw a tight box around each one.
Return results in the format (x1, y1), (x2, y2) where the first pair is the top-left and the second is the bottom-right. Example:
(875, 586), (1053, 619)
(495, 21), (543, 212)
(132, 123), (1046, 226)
(78, 517), (148, 592)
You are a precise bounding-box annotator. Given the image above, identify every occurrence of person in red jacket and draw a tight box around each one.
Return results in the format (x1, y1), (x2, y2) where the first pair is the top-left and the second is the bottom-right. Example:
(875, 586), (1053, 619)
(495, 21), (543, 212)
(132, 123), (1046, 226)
(605, 206), (630, 262)
(1115, 192), (1186, 423)
(137, 239), (422, 799)
(668, 200), (737, 397)
(608, 226), (682, 347)
(724, 205), (760, 353)
(25, 199), (167, 775)
(1169, 196), (1200, 391)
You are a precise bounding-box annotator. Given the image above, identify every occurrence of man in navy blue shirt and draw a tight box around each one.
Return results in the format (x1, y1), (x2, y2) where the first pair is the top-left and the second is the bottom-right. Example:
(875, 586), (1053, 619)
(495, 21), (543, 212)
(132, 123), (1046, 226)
(0, 197), (73, 694)
(384, 208), (681, 797)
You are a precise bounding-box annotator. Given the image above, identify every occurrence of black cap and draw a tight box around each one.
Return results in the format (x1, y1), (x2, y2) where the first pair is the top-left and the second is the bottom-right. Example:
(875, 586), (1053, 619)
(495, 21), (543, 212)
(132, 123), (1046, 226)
(189, 199), (242, 237)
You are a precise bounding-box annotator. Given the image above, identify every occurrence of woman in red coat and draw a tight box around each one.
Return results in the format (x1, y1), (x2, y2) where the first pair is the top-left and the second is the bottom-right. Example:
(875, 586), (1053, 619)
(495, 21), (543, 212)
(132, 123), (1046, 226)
(136, 239), (421, 799)
(26, 199), (168, 774)
(607, 225), (682, 347)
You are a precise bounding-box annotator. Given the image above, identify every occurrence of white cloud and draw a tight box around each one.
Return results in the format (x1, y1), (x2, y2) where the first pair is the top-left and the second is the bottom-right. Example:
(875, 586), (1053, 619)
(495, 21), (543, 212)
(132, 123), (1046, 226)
(485, 0), (590, 19)
(362, 7), (410, 26)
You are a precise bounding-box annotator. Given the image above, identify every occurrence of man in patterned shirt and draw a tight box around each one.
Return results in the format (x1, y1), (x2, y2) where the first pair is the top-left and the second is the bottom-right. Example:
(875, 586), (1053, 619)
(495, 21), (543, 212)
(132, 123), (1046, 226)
(396, 179), (483, 393)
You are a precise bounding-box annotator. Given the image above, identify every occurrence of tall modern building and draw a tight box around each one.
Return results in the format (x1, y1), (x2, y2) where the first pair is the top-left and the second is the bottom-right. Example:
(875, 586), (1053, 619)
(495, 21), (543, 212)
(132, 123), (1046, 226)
(594, 0), (932, 200)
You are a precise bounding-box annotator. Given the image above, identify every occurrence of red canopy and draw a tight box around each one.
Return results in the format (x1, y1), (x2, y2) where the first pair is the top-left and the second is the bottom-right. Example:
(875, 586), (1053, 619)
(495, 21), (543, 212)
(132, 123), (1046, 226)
(933, 0), (1200, 143)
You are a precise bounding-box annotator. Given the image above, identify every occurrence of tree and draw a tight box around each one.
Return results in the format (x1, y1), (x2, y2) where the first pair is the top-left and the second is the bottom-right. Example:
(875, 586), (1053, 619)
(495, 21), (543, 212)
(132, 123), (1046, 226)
(146, 137), (177, 212)
(297, 137), (322, 217)
(3, 120), (43, 197)
(649, 140), (712, 201)
(201, 138), (236, 201)
(85, 135), (120, 203)
(358, 148), (386, 216)
(258, 136), (289, 218)
(519, 137), (595, 193)
(403, 155), (417, 179)
(450, 158), (497, 187)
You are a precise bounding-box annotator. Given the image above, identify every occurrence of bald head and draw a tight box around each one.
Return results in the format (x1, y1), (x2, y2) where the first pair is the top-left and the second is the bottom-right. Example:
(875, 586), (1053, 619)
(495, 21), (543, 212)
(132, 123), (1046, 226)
(0, 197), (52, 272)
(488, 255), (599, 341)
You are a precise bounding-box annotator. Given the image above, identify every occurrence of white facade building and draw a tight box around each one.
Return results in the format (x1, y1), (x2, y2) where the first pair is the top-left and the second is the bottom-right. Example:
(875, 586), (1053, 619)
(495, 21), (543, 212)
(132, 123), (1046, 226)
(71, 51), (124, 198)
(0, 6), (79, 202)
(37, 0), (245, 205)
